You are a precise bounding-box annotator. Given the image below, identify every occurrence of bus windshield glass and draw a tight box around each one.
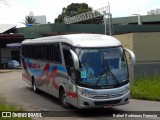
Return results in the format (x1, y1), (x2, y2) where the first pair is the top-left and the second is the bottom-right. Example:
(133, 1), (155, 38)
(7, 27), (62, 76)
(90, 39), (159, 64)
(75, 47), (128, 88)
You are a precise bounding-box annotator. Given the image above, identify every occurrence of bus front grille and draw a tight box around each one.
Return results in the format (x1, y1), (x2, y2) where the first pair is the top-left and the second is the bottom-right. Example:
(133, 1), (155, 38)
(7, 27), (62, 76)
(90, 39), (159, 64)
(94, 99), (121, 106)
(92, 91), (127, 99)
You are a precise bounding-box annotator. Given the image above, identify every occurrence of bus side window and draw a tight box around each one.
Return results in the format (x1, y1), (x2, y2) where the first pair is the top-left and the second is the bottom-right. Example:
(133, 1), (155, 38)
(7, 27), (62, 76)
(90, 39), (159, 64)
(53, 44), (62, 63)
(63, 49), (73, 76)
(40, 45), (45, 60)
(45, 44), (50, 61)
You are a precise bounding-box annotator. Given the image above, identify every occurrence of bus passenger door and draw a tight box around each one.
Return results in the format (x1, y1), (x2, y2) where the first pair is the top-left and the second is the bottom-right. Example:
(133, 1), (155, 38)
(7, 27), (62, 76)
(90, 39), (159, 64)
(63, 48), (78, 107)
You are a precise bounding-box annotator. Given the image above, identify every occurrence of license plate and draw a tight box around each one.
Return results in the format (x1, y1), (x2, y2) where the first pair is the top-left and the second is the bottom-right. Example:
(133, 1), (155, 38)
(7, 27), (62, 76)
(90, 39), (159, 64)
(104, 105), (112, 108)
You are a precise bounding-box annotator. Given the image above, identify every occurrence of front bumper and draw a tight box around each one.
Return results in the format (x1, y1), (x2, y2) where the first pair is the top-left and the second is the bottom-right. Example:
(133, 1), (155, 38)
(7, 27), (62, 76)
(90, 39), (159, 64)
(77, 91), (130, 109)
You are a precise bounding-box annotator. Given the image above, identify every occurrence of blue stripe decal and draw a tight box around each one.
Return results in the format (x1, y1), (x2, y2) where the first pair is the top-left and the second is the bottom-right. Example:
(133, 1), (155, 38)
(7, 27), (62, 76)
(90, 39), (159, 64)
(25, 58), (67, 77)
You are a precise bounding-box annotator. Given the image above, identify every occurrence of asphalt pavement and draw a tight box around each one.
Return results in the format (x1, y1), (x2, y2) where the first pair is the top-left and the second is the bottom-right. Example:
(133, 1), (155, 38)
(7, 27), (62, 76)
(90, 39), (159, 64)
(0, 69), (160, 120)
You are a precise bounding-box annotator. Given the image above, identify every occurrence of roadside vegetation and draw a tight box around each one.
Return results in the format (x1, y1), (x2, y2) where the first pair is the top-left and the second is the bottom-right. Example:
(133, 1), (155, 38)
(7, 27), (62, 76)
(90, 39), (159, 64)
(130, 75), (160, 101)
(0, 98), (31, 120)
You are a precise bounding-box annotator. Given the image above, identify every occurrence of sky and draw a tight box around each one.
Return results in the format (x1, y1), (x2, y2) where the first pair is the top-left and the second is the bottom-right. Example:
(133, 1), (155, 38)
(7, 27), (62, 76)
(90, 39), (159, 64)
(0, 0), (160, 27)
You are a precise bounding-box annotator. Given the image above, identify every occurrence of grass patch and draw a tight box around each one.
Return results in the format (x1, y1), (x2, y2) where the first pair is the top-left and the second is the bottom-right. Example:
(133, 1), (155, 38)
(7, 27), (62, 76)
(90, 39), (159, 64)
(130, 75), (160, 101)
(0, 98), (31, 120)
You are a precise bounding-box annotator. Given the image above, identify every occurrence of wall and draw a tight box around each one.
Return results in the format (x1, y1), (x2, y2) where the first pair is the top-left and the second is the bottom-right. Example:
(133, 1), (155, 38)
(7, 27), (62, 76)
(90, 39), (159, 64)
(0, 48), (20, 64)
(114, 32), (160, 77)
(0, 48), (11, 64)
(133, 32), (160, 62)
(133, 32), (160, 75)
(16, 24), (160, 39)
(16, 24), (105, 39)
(114, 33), (133, 50)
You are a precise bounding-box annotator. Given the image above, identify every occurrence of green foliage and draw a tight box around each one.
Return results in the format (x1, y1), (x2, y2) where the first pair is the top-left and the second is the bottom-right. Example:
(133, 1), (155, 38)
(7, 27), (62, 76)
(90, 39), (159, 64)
(130, 75), (160, 101)
(0, 0), (9, 6)
(0, 117), (30, 120)
(0, 98), (16, 111)
(21, 16), (37, 26)
(54, 3), (103, 24)
(0, 98), (31, 120)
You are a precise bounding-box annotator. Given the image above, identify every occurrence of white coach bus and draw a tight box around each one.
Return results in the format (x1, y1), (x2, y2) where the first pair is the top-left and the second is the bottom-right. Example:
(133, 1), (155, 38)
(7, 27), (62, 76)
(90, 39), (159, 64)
(21, 34), (135, 109)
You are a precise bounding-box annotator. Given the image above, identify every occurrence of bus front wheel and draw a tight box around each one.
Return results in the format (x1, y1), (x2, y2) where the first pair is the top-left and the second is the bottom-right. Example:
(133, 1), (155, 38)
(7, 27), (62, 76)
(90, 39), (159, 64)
(60, 90), (70, 109)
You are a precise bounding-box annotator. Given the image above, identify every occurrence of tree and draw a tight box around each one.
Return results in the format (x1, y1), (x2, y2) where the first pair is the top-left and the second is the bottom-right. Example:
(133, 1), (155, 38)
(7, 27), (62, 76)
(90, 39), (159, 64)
(21, 16), (37, 26)
(0, 0), (9, 6)
(54, 3), (103, 24)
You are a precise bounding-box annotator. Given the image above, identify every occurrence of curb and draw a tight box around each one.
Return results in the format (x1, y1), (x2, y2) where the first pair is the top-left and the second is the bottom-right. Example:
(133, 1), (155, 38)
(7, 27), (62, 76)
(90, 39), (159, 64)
(0, 70), (12, 73)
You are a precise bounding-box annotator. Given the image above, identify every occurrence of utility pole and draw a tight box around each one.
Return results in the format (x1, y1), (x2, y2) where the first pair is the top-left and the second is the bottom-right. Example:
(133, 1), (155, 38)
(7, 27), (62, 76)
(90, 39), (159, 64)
(103, 11), (107, 35)
(103, 3), (112, 36)
(108, 2), (112, 36)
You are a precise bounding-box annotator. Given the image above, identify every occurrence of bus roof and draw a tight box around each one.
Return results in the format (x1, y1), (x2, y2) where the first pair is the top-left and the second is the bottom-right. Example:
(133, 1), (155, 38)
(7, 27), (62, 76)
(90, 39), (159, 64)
(22, 34), (121, 47)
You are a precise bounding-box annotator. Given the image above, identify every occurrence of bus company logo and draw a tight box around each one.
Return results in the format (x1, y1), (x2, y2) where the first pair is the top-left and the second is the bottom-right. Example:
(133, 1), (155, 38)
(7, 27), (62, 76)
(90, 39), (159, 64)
(2, 112), (11, 117)
(105, 94), (110, 98)
(28, 62), (41, 71)
(30, 63), (41, 71)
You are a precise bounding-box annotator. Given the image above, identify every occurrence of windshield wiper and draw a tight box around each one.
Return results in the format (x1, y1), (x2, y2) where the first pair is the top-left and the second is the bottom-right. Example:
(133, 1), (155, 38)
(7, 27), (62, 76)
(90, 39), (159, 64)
(96, 71), (107, 85)
(96, 68), (119, 85)
(107, 69), (119, 84)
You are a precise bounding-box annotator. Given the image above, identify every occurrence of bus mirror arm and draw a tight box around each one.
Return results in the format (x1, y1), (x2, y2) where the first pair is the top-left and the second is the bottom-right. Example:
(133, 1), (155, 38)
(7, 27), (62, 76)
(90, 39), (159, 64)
(124, 48), (136, 66)
(70, 50), (80, 70)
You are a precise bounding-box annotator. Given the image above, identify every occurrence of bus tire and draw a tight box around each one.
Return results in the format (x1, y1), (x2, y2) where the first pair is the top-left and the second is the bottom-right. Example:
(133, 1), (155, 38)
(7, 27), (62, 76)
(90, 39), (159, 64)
(60, 89), (70, 109)
(33, 79), (38, 93)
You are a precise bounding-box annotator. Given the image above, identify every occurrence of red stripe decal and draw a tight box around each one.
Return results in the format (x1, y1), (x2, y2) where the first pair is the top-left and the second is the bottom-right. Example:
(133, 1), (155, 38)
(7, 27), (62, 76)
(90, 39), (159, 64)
(66, 91), (78, 99)
(35, 63), (58, 90)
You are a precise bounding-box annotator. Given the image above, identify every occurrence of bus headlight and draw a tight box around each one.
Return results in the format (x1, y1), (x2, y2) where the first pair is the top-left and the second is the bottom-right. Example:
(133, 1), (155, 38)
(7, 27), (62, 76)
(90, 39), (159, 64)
(77, 87), (89, 97)
(77, 87), (95, 98)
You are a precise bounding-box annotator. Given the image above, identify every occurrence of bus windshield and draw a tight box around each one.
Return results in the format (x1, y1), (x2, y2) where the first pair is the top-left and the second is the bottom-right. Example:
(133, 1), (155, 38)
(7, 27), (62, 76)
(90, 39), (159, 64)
(75, 47), (129, 89)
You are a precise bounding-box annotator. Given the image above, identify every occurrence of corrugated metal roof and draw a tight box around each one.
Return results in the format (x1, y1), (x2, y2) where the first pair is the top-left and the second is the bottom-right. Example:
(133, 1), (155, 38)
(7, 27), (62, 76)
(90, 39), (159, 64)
(0, 24), (16, 33)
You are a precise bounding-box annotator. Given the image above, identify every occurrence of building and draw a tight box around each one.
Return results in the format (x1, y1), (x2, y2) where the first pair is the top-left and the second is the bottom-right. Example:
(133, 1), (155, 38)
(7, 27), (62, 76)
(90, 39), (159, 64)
(147, 9), (160, 15)
(111, 14), (160, 25)
(0, 14), (158, 77)
(0, 24), (24, 68)
(34, 15), (47, 24)
(114, 32), (160, 78)
(26, 11), (47, 25)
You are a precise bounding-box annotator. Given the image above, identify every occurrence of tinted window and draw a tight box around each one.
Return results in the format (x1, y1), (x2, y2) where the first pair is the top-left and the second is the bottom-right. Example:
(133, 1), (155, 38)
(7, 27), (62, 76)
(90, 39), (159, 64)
(45, 44), (51, 61)
(53, 44), (62, 63)
(36, 45), (39, 59)
(40, 45), (45, 60)
(22, 43), (62, 63)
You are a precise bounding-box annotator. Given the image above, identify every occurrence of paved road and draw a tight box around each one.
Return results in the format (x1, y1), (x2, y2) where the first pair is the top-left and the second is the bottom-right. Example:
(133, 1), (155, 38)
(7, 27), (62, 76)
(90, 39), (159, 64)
(0, 70), (160, 120)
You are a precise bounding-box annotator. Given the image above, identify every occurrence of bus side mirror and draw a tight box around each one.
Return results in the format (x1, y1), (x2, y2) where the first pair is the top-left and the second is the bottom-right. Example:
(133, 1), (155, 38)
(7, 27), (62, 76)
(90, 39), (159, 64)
(124, 48), (136, 66)
(70, 50), (80, 70)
